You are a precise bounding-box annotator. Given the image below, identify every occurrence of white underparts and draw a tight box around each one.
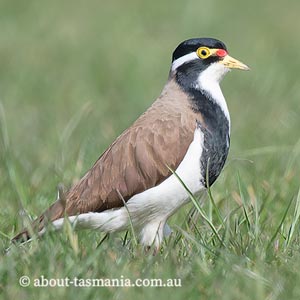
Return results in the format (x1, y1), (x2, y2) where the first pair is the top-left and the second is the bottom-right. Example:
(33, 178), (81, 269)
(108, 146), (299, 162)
(50, 128), (205, 249)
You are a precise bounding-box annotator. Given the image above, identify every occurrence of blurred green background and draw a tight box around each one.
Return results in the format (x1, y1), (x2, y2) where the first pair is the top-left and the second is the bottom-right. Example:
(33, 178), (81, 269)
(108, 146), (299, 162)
(1, 0), (300, 299)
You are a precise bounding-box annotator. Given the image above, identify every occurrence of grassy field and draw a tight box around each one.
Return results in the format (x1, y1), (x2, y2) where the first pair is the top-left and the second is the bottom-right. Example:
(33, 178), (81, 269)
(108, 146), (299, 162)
(1, 0), (300, 299)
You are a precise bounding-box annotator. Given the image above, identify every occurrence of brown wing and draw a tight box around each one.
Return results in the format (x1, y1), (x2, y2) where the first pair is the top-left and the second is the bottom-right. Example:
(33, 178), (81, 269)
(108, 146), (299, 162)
(12, 79), (199, 241)
(63, 79), (198, 215)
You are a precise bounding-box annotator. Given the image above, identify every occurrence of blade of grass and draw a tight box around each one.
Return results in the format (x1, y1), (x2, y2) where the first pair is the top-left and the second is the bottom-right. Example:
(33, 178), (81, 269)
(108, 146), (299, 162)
(267, 196), (294, 251)
(206, 158), (224, 224)
(116, 190), (138, 246)
(284, 138), (300, 178)
(285, 189), (300, 248)
(237, 172), (251, 229)
(173, 225), (216, 256)
(167, 166), (225, 247)
(96, 233), (109, 248)
(59, 102), (92, 145)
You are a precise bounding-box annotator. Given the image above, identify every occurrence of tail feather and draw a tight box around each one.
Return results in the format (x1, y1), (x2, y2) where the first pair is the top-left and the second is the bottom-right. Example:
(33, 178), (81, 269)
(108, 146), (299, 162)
(11, 187), (67, 243)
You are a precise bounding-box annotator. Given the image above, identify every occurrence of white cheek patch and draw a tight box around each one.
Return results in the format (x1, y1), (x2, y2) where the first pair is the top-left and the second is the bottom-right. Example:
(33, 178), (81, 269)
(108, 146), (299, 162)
(199, 62), (230, 84)
(171, 52), (199, 71)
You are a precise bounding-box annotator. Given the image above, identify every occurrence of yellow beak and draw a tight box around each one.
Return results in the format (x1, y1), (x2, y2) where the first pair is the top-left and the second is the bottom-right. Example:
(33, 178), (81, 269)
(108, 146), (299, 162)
(220, 55), (250, 70)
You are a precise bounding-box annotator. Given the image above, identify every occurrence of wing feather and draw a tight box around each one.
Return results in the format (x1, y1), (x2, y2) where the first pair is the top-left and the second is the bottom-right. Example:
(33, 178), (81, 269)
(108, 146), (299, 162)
(12, 79), (200, 241)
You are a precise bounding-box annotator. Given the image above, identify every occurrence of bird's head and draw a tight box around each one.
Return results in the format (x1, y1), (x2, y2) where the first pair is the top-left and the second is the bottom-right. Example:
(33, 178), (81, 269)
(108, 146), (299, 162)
(170, 38), (249, 91)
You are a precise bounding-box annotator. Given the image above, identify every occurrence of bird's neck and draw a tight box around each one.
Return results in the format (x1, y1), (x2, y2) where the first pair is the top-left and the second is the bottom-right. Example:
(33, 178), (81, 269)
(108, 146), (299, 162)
(170, 65), (231, 128)
(195, 77), (230, 126)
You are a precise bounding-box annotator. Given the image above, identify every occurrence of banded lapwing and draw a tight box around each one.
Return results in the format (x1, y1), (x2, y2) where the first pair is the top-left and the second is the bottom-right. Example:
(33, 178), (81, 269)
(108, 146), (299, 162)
(12, 38), (249, 250)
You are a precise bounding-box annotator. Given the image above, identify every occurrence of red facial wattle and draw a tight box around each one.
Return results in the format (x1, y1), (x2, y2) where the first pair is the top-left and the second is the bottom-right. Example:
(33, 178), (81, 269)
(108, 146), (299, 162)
(216, 49), (228, 57)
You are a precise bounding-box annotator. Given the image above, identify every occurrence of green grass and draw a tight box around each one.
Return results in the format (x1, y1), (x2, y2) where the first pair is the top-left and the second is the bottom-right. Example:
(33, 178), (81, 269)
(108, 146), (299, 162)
(1, 0), (300, 299)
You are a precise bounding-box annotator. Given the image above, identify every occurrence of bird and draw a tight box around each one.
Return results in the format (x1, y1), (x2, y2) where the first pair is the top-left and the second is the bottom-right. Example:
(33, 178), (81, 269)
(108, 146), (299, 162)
(12, 37), (249, 250)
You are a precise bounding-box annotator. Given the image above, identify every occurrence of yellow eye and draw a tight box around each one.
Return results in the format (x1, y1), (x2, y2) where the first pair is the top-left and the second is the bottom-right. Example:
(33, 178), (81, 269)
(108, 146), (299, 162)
(197, 47), (211, 59)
